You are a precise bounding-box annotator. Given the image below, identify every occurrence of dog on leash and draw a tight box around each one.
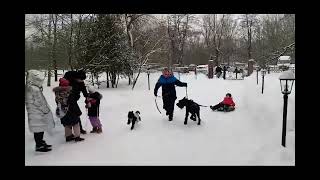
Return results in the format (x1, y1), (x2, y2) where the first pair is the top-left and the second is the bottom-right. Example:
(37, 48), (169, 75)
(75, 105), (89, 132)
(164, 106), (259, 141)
(127, 111), (141, 130)
(176, 97), (202, 125)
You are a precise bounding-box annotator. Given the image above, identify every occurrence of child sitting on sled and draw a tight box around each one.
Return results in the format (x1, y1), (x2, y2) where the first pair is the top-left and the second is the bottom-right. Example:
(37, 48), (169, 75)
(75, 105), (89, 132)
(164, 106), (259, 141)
(210, 93), (235, 112)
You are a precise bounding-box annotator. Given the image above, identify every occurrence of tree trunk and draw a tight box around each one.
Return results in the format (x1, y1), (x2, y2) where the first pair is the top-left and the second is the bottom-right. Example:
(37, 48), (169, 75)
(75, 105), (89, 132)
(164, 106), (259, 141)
(246, 15), (252, 60)
(113, 73), (117, 87)
(91, 73), (95, 86)
(53, 14), (58, 82)
(68, 14), (73, 70)
(111, 72), (115, 88)
(106, 71), (109, 88)
(96, 74), (99, 89)
(116, 73), (120, 88)
(47, 69), (51, 87)
(47, 14), (53, 87)
(128, 74), (131, 85)
(75, 14), (82, 69)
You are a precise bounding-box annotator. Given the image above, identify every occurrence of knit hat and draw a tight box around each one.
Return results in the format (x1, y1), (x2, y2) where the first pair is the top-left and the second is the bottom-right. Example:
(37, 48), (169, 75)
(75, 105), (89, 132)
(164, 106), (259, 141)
(76, 70), (86, 80)
(59, 78), (70, 87)
(26, 70), (45, 87)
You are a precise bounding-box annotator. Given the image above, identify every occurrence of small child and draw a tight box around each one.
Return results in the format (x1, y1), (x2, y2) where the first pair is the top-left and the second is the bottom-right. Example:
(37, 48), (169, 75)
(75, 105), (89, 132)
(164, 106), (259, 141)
(85, 86), (103, 133)
(53, 78), (72, 119)
(210, 93), (235, 112)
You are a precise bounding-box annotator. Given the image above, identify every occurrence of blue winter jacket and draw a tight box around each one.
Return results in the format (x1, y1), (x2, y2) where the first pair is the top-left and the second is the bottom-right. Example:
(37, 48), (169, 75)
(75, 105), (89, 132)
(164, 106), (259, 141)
(154, 75), (187, 99)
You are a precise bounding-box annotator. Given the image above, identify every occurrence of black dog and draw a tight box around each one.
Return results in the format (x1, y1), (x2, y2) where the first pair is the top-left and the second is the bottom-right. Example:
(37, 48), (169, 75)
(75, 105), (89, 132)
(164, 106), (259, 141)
(127, 111), (141, 130)
(176, 97), (201, 125)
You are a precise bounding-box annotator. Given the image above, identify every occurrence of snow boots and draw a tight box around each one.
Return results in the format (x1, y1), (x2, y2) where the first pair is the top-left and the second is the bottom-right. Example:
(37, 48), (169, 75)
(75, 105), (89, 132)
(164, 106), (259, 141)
(35, 141), (52, 152)
(66, 134), (85, 142)
(40, 140), (52, 148)
(36, 144), (52, 152)
(74, 137), (85, 142)
(90, 127), (98, 133)
(80, 129), (87, 134)
(90, 127), (102, 133)
(96, 127), (102, 133)
(66, 134), (75, 142)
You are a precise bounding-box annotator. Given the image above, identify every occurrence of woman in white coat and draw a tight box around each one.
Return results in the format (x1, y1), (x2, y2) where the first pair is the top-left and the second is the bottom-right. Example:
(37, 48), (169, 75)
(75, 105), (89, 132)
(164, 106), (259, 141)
(25, 70), (55, 152)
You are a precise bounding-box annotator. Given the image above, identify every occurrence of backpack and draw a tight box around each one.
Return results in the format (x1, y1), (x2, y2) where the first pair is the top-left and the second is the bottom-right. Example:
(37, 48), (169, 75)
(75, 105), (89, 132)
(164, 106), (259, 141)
(54, 86), (72, 118)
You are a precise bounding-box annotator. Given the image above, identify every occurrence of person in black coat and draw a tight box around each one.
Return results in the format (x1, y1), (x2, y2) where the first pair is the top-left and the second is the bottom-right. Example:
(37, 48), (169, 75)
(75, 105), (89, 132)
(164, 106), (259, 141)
(215, 66), (222, 78)
(154, 68), (187, 121)
(63, 70), (89, 134)
(223, 66), (227, 80)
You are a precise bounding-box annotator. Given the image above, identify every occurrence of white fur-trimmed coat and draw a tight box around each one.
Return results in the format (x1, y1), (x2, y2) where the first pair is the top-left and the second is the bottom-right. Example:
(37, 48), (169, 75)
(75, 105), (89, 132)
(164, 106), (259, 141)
(25, 70), (55, 133)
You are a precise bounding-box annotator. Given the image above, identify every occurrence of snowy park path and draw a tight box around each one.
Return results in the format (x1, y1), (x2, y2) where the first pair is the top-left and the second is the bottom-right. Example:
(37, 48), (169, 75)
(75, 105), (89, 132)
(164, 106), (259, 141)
(25, 72), (295, 165)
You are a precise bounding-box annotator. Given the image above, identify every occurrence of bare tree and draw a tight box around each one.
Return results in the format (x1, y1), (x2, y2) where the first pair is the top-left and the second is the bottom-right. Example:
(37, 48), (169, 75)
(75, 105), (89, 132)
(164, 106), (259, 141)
(201, 14), (230, 66)
(47, 14), (53, 86)
(52, 14), (58, 82)
(239, 14), (259, 60)
(167, 14), (191, 67)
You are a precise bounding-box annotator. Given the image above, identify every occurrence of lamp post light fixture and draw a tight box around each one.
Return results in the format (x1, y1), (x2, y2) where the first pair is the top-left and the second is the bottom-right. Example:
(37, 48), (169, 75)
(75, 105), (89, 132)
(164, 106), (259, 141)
(279, 71), (295, 147)
(261, 69), (266, 94)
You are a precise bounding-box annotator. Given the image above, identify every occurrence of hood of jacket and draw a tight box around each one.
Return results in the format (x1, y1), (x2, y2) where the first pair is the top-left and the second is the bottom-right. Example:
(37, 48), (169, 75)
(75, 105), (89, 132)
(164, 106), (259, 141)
(26, 70), (45, 88)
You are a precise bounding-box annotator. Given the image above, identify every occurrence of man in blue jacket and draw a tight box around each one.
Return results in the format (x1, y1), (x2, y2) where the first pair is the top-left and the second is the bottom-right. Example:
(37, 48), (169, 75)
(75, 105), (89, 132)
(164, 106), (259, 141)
(154, 68), (187, 121)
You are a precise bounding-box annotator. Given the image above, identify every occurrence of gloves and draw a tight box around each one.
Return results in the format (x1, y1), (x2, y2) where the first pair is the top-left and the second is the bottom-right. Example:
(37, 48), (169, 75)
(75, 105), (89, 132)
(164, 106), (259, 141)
(184, 83), (188, 87)
(154, 93), (157, 97)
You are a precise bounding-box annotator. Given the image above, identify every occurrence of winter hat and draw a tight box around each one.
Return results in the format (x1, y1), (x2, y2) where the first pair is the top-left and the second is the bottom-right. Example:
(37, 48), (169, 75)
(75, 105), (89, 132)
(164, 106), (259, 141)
(26, 70), (45, 87)
(64, 71), (77, 81)
(87, 86), (96, 93)
(76, 70), (86, 80)
(59, 78), (70, 87)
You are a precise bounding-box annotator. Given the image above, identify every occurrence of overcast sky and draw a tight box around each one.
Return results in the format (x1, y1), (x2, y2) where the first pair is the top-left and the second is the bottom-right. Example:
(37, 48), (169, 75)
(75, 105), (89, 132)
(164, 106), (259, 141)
(25, 14), (260, 39)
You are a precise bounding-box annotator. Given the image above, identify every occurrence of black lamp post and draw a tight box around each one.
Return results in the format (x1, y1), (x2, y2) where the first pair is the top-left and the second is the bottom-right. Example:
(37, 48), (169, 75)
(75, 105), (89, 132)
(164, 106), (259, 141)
(279, 71), (295, 147)
(261, 69), (266, 94)
(256, 67), (259, 85)
(147, 68), (150, 90)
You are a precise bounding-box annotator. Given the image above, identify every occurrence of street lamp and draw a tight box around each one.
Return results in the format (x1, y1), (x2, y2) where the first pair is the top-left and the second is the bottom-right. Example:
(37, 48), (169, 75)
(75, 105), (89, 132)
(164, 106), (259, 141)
(261, 69), (266, 94)
(147, 68), (150, 90)
(279, 71), (295, 147)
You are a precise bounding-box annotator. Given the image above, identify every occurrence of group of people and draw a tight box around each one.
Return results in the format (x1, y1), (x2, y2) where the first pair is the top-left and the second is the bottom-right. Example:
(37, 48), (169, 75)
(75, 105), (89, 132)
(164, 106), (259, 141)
(215, 65), (228, 79)
(25, 70), (103, 152)
(26, 68), (236, 153)
(214, 65), (244, 80)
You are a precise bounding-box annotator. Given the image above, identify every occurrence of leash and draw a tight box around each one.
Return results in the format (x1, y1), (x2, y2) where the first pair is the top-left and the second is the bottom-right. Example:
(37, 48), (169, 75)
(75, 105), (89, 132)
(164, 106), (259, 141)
(154, 96), (162, 114)
(185, 87), (188, 98)
(198, 104), (209, 107)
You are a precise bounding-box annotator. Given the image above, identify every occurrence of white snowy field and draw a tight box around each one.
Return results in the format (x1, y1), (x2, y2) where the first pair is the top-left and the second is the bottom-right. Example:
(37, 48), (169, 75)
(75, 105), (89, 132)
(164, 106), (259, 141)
(25, 71), (295, 166)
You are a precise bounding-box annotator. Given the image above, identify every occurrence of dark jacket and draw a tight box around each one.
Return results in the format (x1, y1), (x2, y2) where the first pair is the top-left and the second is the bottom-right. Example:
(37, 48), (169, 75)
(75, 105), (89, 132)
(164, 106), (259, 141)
(216, 66), (222, 73)
(222, 97), (235, 106)
(61, 71), (89, 125)
(223, 66), (228, 71)
(64, 71), (88, 101)
(85, 92), (103, 117)
(154, 75), (187, 99)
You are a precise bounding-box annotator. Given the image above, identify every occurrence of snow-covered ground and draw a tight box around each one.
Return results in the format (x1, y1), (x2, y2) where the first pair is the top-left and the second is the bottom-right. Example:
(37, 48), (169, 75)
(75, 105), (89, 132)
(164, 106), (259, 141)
(25, 71), (295, 166)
